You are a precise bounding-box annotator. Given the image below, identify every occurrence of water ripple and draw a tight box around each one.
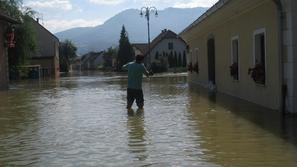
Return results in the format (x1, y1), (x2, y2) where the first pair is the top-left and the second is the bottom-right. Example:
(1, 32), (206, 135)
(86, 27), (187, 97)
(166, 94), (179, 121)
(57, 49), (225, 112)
(0, 74), (297, 166)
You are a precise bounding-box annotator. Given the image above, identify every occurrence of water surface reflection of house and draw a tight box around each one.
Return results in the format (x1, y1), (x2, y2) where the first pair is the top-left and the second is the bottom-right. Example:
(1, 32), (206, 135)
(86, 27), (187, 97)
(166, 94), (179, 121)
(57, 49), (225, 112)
(0, 13), (18, 90)
(181, 0), (297, 114)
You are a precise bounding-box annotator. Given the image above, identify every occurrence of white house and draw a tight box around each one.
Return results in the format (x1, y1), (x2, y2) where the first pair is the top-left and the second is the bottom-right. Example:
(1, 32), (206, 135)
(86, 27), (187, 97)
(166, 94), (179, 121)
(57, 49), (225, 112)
(133, 29), (188, 72)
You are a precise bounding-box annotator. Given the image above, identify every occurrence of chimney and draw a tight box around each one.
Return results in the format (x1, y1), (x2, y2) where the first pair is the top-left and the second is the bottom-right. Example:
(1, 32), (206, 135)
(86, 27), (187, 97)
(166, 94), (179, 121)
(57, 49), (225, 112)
(36, 18), (39, 23)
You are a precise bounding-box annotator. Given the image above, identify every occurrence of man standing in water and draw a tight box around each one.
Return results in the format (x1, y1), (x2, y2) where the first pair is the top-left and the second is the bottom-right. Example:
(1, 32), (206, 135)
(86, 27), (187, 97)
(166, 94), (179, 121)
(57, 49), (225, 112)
(122, 55), (150, 110)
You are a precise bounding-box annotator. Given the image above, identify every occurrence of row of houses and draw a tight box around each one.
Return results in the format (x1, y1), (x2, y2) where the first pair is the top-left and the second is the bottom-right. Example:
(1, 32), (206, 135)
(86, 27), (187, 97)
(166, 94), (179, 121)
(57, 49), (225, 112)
(180, 0), (297, 114)
(0, 12), (59, 90)
(70, 29), (188, 73)
(71, 51), (105, 71)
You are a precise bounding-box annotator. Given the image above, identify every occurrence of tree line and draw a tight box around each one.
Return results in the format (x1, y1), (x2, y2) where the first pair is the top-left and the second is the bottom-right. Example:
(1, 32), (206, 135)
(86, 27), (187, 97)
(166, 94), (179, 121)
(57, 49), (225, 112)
(59, 25), (134, 72)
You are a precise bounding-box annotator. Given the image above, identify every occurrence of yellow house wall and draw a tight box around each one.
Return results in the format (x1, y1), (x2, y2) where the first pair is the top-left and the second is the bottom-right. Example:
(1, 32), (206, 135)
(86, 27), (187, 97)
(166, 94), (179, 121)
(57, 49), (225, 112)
(183, 0), (280, 110)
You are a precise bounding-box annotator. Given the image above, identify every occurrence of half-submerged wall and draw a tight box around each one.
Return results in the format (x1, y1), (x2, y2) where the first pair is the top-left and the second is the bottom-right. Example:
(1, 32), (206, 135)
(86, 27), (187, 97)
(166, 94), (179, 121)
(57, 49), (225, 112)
(182, 0), (281, 110)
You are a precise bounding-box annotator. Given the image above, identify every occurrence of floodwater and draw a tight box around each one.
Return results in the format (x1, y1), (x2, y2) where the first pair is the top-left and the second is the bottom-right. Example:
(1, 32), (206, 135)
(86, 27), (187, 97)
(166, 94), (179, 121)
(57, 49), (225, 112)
(0, 72), (297, 167)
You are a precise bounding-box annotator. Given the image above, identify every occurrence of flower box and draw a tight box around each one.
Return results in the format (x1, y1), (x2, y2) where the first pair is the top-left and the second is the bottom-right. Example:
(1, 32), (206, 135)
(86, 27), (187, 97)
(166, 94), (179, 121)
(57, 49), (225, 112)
(248, 63), (265, 84)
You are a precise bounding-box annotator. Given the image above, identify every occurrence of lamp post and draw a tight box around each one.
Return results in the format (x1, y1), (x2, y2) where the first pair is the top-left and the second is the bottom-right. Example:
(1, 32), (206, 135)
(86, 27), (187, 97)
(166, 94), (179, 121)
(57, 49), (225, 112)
(140, 6), (158, 68)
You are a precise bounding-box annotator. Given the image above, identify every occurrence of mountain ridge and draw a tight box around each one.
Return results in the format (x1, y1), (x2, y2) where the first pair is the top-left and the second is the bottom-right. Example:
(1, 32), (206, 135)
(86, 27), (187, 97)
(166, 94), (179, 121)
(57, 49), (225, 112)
(55, 7), (207, 54)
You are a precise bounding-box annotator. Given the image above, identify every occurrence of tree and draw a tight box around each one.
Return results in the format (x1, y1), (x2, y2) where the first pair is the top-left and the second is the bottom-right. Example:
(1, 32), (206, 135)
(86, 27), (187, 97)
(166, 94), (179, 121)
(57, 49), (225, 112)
(168, 51), (173, 68)
(155, 51), (159, 60)
(117, 25), (134, 71)
(59, 40), (77, 72)
(178, 52), (182, 67)
(174, 51), (177, 67)
(0, 0), (23, 17)
(103, 47), (117, 68)
(2, 0), (38, 79)
(183, 50), (187, 67)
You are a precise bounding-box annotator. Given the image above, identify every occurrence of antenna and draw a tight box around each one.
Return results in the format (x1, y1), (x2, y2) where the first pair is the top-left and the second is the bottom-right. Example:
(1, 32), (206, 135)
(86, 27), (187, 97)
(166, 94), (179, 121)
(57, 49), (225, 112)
(36, 13), (44, 25)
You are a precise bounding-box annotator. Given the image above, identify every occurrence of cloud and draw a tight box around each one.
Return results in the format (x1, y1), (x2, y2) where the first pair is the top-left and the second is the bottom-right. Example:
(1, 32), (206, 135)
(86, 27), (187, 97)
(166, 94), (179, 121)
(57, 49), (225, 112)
(25, 0), (73, 10)
(88, 0), (125, 5)
(174, 0), (218, 8)
(44, 19), (103, 33)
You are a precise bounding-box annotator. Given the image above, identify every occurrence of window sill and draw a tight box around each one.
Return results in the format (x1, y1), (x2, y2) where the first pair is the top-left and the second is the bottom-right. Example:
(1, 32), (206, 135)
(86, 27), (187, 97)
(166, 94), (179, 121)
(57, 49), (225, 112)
(255, 82), (266, 87)
(232, 79), (239, 83)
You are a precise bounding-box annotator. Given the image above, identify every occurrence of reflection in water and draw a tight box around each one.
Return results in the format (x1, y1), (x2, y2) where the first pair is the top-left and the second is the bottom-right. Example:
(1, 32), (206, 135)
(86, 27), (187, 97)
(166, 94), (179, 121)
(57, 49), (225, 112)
(0, 73), (296, 166)
(187, 85), (297, 167)
(127, 109), (148, 162)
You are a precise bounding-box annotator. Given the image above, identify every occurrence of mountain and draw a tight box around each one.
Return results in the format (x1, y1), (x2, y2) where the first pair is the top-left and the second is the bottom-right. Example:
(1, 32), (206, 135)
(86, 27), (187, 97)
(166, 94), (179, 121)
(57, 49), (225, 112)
(55, 7), (207, 54)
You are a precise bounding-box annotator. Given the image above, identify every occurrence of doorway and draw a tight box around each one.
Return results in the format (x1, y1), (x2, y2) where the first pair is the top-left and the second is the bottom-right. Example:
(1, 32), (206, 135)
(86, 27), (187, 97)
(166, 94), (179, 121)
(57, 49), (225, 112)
(207, 38), (216, 84)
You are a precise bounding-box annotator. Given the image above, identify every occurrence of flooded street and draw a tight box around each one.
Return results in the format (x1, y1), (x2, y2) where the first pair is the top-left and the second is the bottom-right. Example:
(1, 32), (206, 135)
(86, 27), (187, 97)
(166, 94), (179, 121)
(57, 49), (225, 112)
(0, 73), (297, 167)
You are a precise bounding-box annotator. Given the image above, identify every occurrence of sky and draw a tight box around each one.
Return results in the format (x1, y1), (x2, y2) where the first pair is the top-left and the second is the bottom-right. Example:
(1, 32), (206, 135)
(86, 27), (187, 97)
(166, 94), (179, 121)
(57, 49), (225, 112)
(22, 0), (218, 33)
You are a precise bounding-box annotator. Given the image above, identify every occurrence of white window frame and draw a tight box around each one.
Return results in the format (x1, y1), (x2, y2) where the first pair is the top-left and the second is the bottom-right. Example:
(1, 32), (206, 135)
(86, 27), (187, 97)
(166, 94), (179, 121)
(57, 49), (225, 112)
(231, 35), (240, 80)
(168, 42), (174, 50)
(253, 28), (267, 84)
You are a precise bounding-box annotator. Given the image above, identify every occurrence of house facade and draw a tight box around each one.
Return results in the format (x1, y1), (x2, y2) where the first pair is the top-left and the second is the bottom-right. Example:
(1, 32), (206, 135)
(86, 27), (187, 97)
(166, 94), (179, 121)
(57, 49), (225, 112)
(133, 29), (188, 72)
(149, 29), (188, 72)
(180, 0), (297, 113)
(70, 56), (82, 71)
(0, 13), (17, 90)
(80, 52), (104, 70)
(132, 43), (147, 56)
(30, 19), (59, 79)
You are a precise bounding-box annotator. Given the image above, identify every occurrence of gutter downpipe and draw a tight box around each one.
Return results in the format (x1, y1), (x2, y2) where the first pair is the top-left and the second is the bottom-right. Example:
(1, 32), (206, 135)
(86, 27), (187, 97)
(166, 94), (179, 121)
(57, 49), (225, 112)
(273, 0), (287, 115)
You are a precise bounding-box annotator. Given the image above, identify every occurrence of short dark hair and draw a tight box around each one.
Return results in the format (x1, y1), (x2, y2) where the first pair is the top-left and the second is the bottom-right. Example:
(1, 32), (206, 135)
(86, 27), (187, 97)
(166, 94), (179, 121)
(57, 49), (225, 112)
(135, 54), (144, 63)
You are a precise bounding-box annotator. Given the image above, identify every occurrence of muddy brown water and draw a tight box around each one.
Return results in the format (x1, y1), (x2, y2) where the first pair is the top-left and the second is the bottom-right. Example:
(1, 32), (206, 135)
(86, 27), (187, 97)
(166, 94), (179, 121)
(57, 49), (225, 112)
(0, 72), (296, 167)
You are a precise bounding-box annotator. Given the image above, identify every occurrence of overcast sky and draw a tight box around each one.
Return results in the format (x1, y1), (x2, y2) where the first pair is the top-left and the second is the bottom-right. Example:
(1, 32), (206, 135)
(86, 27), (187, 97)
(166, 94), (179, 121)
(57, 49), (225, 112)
(23, 0), (218, 33)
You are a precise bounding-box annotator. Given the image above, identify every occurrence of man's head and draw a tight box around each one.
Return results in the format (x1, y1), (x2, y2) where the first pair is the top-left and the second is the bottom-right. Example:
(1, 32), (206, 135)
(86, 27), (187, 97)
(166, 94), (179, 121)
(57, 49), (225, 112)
(135, 54), (144, 63)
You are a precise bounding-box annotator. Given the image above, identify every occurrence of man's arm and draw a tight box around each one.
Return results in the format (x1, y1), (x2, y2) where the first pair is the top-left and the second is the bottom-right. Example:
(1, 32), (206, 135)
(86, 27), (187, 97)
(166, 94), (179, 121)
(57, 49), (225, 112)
(122, 63), (129, 71)
(143, 65), (150, 77)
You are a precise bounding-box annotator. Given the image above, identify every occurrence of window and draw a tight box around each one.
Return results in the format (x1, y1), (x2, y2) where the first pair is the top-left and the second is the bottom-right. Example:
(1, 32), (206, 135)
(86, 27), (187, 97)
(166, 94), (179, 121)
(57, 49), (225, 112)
(254, 32), (265, 66)
(155, 51), (159, 60)
(168, 42), (173, 50)
(183, 50), (187, 67)
(174, 51), (177, 67)
(252, 29), (266, 84)
(230, 36), (239, 80)
(178, 52), (182, 67)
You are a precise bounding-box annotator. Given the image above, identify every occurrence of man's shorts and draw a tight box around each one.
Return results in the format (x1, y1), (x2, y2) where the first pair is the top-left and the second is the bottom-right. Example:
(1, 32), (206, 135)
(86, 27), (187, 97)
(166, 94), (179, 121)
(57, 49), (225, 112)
(127, 88), (144, 108)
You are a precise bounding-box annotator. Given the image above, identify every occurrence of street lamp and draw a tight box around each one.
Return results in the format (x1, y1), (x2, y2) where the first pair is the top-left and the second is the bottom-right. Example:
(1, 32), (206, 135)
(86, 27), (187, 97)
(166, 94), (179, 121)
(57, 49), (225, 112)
(140, 6), (158, 68)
